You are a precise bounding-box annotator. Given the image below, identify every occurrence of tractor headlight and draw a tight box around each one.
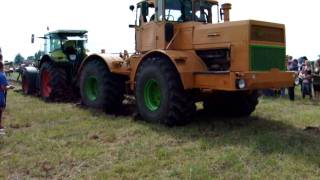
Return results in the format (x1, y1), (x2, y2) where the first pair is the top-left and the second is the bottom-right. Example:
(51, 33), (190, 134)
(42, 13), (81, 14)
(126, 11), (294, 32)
(236, 79), (246, 89)
(69, 54), (76, 61)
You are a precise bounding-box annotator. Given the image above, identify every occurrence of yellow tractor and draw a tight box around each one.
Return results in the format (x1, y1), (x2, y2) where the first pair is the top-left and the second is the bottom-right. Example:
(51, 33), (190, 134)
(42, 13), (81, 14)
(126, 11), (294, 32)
(77, 0), (294, 125)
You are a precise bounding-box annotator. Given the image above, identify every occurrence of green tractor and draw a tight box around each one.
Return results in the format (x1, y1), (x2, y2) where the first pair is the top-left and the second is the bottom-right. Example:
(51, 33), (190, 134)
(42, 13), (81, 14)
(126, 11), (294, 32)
(22, 30), (88, 100)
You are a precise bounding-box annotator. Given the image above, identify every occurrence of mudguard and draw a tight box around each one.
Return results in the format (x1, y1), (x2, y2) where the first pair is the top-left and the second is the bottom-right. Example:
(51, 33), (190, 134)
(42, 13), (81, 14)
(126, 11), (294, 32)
(133, 50), (208, 89)
(78, 53), (125, 74)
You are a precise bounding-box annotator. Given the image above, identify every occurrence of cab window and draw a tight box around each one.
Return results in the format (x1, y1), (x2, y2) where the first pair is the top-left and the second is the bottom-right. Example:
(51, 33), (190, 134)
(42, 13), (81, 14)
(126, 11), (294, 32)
(50, 38), (62, 52)
(194, 0), (218, 23)
(44, 36), (50, 54)
(136, 3), (155, 26)
(164, 0), (192, 22)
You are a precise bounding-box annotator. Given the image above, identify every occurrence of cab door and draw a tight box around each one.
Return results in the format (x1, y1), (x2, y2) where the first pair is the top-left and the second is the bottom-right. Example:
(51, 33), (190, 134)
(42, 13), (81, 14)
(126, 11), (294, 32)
(139, 22), (157, 52)
(135, 2), (156, 53)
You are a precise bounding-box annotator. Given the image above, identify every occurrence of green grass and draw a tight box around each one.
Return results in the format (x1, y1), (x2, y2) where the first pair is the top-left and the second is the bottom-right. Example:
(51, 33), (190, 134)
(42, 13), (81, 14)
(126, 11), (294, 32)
(6, 72), (21, 82)
(1, 89), (320, 179)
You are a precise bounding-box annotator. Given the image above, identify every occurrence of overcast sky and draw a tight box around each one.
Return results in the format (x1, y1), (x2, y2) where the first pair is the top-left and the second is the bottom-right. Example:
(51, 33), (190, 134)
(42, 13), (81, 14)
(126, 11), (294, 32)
(0, 0), (319, 61)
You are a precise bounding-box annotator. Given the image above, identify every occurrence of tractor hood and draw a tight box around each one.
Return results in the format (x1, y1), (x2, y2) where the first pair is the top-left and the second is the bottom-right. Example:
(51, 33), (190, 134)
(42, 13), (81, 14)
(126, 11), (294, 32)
(175, 20), (286, 72)
(191, 20), (285, 49)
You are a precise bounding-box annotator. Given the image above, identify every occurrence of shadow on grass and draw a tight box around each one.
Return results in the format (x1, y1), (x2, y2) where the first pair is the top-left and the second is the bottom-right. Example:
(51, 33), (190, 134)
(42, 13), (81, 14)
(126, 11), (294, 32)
(141, 111), (320, 166)
(14, 89), (80, 103)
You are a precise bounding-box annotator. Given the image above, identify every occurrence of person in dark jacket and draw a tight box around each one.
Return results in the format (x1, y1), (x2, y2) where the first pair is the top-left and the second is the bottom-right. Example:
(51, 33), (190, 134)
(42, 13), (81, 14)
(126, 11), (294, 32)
(313, 59), (320, 101)
(288, 59), (299, 101)
(302, 60), (313, 99)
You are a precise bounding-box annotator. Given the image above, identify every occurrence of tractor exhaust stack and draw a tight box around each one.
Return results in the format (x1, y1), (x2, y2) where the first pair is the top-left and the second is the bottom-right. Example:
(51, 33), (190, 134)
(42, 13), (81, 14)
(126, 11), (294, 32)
(221, 3), (232, 22)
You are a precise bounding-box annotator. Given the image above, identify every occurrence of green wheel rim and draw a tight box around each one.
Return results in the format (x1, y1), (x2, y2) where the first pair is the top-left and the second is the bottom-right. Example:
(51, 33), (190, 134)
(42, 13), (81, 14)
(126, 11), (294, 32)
(84, 76), (99, 101)
(144, 79), (161, 111)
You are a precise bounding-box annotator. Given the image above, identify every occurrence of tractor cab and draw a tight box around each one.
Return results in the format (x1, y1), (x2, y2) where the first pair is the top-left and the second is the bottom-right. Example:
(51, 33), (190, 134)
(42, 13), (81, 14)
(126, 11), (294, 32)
(159, 0), (220, 23)
(43, 30), (88, 64)
(132, 0), (220, 24)
(130, 0), (227, 53)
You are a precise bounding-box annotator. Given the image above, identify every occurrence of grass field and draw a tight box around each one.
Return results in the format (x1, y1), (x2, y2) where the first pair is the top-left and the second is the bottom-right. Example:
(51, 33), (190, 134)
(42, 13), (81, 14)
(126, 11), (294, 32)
(6, 72), (21, 83)
(1, 87), (320, 179)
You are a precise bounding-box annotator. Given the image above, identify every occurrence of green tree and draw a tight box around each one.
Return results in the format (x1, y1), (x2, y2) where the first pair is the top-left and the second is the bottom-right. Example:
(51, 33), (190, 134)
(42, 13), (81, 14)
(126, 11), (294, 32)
(14, 53), (25, 65)
(34, 50), (44, 60)
(27, 56), (35, 61)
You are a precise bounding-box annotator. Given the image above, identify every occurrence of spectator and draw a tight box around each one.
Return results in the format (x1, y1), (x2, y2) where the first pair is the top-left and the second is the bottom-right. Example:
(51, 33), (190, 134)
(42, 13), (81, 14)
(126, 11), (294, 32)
(0, 61), (14, 135)
(0, 50), (8, 111)
(291, 59), (299, 71)
(281, 56), (293, 97)
(313, 59), (320, 101)
(298, 56), (308, 70)
(281, 57), (292, 97)
(298, 57), (308, 95)
(288, 59), (299, 101)
(302, 60), (313, 99)
(0, 53), (2, 63)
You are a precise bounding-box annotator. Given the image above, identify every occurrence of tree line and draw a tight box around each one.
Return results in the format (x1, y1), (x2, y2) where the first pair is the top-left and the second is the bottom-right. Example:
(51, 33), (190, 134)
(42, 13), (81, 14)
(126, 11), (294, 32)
(13, 50), (44, 65)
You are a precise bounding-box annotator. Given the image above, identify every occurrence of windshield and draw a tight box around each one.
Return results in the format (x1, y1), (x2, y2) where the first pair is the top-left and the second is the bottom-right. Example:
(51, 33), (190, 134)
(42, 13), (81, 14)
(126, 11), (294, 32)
(165, 0), (192, 22)
(46, 35), (87, 54)
(61, 37), (87, 54)
(194, 0), (215, 23)
(49, 38), (62, 52)
(164, 0), (218, 23)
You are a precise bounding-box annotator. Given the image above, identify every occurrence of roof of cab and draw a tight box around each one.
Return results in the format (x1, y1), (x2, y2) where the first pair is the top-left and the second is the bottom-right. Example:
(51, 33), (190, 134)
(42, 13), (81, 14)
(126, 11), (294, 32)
(47, 30), (88, 36)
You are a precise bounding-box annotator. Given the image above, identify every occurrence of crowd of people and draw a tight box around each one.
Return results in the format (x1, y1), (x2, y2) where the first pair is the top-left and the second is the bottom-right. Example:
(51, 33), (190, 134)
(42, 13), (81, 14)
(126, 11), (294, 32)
(283, 56), (320, 101)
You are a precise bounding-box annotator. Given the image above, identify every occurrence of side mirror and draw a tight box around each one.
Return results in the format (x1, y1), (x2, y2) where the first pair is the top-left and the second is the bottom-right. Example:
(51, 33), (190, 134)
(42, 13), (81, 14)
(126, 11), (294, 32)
(141, 2), (149, 17)
(31, 34), (35, 44)
(129, 5), (135, 11)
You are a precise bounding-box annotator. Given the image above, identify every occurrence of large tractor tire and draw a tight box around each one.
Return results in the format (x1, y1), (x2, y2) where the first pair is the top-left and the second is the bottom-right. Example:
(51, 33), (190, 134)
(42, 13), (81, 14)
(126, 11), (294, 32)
(39, 62), (68, 100)
(22, 67), (38, 95)
(79, 60), (125, 112)
(135, 57), (196, 126)
(203, 91), (259, 117)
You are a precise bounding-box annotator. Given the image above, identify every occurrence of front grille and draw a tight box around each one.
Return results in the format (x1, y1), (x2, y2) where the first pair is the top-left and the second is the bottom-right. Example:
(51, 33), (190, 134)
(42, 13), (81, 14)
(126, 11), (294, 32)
(251, 25), (285, 43)
(250, 45), (285, 71)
